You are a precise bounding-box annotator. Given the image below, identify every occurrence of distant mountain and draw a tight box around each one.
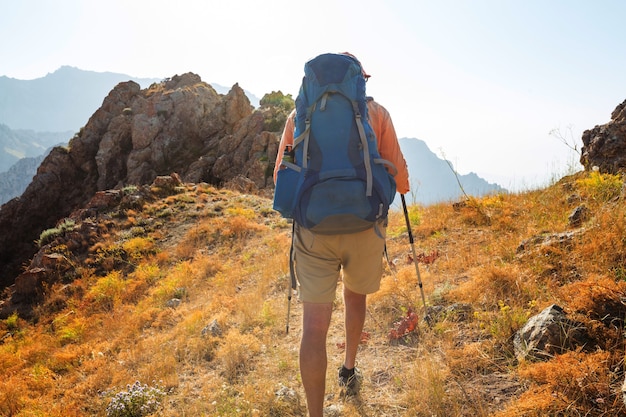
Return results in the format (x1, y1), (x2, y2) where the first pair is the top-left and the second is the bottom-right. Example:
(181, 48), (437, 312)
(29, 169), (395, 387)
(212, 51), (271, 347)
(399, 138), (504, 205)
(0, 66), (162, 132)
(0, 66), (261, 132)
(0, 148), (52, 205)
(0, 123), (70, 172)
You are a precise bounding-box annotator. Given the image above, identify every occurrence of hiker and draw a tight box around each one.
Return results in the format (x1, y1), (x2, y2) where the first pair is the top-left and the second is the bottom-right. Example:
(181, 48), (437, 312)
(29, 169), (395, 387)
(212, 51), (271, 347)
(273, 52), (410, 417)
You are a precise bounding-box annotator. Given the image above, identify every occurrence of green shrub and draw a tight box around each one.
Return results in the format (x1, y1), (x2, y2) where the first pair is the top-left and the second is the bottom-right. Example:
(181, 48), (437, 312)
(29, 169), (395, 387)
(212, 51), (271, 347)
(259, 91), (294, 111)
(38, 219), (76, 247)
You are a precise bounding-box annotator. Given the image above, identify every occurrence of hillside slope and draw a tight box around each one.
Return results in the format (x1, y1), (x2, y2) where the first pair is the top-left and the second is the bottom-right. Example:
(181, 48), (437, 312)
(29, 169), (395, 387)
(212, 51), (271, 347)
(1, 169), (624, 416)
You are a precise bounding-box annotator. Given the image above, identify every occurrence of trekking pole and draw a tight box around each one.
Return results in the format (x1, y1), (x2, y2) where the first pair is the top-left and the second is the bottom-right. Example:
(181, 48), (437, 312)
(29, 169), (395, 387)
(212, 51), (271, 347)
(401, 194), (427, 311)
(286, 283), (293, 335)
(285, 223), (297, 335)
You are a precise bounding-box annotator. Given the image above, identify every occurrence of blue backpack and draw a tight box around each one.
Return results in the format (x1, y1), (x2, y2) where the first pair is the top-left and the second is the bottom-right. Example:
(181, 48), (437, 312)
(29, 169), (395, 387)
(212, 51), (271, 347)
(273, 53), (397, 234)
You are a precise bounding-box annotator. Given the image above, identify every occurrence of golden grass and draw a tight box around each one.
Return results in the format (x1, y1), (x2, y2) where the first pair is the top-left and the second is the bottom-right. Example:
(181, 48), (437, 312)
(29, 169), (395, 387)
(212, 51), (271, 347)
(1, 173), (625, 416)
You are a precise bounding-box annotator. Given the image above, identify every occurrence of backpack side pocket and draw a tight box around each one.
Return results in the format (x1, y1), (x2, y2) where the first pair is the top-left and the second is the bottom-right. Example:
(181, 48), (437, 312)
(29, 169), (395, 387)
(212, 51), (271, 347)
(273, 167), (302, 219)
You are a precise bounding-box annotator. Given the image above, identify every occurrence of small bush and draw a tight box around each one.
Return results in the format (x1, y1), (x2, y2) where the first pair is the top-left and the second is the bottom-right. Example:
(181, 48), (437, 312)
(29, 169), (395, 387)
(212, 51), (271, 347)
(87, 270), (126, 311)
(576, 171), (623, 202)
(105, 381), (166, 417)
(5, 312), (19, 331)
(38, 219), (76, 247)
(216, 329), (261, 382)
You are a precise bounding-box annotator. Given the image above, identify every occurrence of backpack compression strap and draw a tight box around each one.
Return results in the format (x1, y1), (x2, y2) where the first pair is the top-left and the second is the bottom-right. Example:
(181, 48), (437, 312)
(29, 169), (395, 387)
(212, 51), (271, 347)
(373, 158), (398, 176)
(292, 98), (398, 189)
(294, 93), (377, 197)
(352, 100), (374, 197)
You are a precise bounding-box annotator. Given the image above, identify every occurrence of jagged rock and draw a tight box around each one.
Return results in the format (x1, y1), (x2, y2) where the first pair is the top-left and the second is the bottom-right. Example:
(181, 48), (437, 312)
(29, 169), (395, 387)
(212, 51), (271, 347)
(0, 73), (285, 289)
(275, 384), (302, 410)
(516, 230), (582, 254)
(13, 268), (46, 299)
(86, 190), (122, 209)
(201, 319), (222, 337)
(580, 98), (626, 173)
(166, 298), (182, 308)
(223, 175), (259, 194)
(568, 204), (589, 227)
(513, 304), (586, 361)
(152, 173), (182, 190)
(41, 253), (72, 272)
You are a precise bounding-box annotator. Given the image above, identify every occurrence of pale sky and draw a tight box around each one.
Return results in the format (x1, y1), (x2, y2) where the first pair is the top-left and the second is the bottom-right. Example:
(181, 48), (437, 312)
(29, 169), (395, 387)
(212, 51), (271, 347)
(2, 0), (626, 190)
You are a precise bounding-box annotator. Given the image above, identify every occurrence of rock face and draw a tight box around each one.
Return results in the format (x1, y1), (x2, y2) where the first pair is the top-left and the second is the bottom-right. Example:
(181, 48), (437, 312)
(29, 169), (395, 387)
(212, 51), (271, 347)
(580, 99), (626, 173)
(0, 73), (284, 288)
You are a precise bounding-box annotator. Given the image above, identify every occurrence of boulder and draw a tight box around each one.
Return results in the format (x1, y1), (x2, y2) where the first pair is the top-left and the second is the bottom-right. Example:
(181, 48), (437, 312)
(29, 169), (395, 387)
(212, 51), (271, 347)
(513, 304), (585, 361)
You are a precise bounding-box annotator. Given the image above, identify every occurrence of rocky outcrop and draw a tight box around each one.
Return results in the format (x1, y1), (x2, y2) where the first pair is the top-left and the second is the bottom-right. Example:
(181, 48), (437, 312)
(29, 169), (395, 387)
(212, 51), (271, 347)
(0, 73), (285, 288)
(580, 99), (626, 173)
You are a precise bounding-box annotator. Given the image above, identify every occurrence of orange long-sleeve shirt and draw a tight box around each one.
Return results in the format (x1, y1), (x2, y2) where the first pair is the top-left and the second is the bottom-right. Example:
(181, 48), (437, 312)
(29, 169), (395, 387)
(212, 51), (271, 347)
(273, 99), (410, 194)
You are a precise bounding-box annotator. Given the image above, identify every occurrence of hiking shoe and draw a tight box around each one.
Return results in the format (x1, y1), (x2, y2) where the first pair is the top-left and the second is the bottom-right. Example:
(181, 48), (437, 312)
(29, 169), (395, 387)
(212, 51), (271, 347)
(338, 366), (362, 396)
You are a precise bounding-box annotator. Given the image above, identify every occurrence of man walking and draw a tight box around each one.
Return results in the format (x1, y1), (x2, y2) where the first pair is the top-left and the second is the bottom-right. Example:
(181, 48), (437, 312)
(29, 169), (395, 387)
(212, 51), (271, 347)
(274, 52), (410, 417)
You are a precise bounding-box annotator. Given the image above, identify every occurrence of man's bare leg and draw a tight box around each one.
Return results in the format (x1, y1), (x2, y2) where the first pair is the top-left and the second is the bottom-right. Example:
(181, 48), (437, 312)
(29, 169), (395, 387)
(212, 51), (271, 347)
(300, 301), (333, 417)
(343, 287), (366, 370)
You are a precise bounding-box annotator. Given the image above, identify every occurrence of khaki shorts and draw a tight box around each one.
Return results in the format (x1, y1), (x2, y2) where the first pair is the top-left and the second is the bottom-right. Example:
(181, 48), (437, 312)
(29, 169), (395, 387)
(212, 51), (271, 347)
(293, 222), (387, 303)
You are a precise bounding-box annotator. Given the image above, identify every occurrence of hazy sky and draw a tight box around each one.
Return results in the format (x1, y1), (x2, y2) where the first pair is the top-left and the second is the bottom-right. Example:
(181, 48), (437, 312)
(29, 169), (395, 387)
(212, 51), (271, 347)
(2, 0), (625, 190)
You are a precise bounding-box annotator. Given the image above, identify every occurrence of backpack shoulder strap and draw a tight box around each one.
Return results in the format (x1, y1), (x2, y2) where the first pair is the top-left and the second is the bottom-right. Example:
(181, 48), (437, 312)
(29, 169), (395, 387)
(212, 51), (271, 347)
(351, 100), (374, 196)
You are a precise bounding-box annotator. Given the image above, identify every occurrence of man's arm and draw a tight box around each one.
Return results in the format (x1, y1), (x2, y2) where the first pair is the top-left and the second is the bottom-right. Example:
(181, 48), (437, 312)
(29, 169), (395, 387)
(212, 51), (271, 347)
(368, 100), (410, 194)
(273, 110), (296, 184)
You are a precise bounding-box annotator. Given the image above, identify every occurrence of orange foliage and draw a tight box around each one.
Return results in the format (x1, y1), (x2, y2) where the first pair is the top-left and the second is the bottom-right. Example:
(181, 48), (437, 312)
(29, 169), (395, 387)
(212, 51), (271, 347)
(511, 351), (617, 415)
(388, 308), (419, 340)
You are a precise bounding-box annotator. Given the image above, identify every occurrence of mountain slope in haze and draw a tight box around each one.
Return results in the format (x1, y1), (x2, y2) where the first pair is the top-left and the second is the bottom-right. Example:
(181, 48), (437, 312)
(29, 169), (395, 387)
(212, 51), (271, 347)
(399, 138), (504, 205)
(0, 66), (162, 132)
(0, 123), (70, 172)
(0, 148), (53, 205)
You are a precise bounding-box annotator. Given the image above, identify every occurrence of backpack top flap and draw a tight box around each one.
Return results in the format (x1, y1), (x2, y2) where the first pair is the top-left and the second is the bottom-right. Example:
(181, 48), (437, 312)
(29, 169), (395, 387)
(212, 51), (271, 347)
(294, 53), (371, 175)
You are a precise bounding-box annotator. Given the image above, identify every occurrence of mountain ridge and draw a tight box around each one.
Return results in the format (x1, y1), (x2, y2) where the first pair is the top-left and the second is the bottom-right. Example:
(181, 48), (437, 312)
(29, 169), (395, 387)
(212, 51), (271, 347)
(0, 67), (502, 211)
(0, 66), (261, 132)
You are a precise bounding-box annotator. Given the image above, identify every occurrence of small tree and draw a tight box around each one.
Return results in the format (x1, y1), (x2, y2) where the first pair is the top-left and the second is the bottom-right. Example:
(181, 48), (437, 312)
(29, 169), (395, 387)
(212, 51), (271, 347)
(259, 91), (294, 112)
(260, 91), (295, 132)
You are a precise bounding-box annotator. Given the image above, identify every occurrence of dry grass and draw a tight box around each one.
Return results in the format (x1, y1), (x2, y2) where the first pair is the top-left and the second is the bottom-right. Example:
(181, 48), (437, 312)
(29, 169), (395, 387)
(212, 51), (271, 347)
(1, 172), (625, 416)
